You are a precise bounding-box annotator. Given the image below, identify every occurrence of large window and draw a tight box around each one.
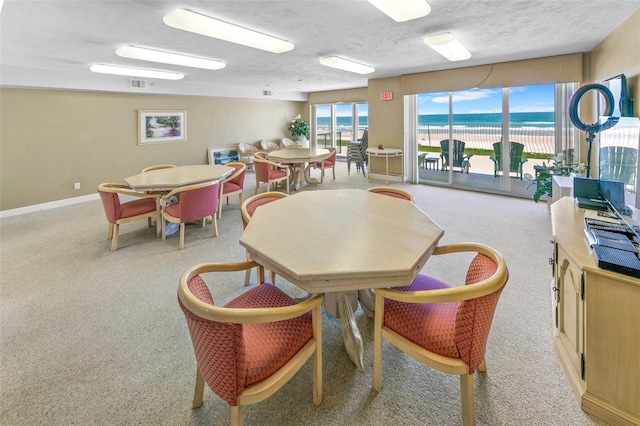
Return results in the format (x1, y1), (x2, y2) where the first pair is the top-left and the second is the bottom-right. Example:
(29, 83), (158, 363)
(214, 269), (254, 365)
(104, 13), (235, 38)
(313, 102), (368, 154)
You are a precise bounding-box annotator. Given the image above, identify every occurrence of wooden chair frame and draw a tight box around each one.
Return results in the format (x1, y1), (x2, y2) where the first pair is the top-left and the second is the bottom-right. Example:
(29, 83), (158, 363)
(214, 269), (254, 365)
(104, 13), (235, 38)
(373, 243), (508, 426)
(310, 147), (336, 183)
(179, 261), (323, 426)
(367, 186), (415, 203)
(218, 162), (246, 219)
(253, 153), (290, 194)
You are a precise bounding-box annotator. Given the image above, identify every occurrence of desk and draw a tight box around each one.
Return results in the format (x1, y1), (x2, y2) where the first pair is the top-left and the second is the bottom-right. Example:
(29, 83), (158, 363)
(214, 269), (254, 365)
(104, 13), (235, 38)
(239, 189), (444, 370)
(268, 148), (330, 191)
(366, 147), (403, 183)
(124, 164), (233, 192)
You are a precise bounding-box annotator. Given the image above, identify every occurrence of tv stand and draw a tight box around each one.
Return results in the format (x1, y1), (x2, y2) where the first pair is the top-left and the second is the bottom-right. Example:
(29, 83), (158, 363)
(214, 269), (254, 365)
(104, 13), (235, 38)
(550, 197), (640, 425)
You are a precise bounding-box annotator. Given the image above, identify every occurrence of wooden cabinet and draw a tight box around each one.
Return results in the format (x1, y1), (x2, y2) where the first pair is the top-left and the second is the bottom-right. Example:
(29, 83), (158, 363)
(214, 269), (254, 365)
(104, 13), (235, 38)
(551, 197), (640, 426)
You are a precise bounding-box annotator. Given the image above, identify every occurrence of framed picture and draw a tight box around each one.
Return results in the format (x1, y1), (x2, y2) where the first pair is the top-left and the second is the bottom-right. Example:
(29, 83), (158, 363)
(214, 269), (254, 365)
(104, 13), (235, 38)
(208, 146), (239, 165)
(138, 110), (186, 145)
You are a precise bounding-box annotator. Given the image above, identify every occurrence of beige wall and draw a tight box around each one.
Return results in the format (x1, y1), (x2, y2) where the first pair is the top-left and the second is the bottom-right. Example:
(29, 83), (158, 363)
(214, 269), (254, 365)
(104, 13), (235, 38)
(0, 89), (304, 210)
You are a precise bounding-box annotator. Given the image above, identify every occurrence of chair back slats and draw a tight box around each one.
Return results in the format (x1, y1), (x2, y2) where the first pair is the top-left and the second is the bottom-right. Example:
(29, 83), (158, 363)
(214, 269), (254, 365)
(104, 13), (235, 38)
(599, 146), (637, 185)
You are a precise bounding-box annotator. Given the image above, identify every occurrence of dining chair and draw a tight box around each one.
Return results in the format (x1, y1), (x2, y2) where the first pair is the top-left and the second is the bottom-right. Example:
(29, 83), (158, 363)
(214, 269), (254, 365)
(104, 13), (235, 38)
(366, 186), (415, 203)
(259, 139), (280, 152)
(97, 183), (160, 251)
(310, 147), (336, 183)
(280, 137), (301, 148)
(238, 143), (262, 173)
(240, 191), (289, 286)
(160, 180), (220, 250)
(253, 152), (290, 194)
(372, 243), (509, 426)
(178, 260), (323, 426)
(347, 128), (368, 176)
(217, 162), (246, 219)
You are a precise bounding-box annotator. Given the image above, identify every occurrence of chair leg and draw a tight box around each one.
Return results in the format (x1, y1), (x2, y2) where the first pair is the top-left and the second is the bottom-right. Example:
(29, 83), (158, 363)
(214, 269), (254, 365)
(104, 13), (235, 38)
(478, 359), (487, 373)
(192, 369), (204, 408)
(179, 223), (185, 250)
(110, 224), (119, 251)
(332, 167), (335, 180)
(269, 270), (276, 283)
(312, 305), (323, 406)
(211, 215), (218, 237)
(230, 405), (242, 426)
(162, 216), (167, 241)
(244, 250), (252, 286)
(372, 295), (384, 392)
(107, 223), (114, 240)
(460, 373), (475, 426)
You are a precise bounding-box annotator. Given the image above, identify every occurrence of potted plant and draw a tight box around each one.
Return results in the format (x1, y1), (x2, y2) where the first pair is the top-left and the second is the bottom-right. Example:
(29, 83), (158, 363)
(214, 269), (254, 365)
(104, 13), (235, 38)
(288, 114), (310, 140)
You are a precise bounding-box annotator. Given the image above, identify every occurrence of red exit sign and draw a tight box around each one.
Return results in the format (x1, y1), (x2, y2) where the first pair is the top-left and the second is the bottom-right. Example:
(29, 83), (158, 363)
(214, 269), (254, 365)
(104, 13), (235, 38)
(380, 91), (393, 101)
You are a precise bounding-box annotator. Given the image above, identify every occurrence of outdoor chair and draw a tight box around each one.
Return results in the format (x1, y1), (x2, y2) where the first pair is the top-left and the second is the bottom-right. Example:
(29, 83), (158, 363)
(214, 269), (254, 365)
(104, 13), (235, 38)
(373, 243), (508, 426)
(218, 162), (246, 219)
(97, 183), (160, 251)
(599, 146), (637, 187)
(178, 260), (323, 426)
(240, 191), (289, 285)
(253, 152), (290, 194)
(347, 128), (368, 176)
(440, 139), (472, 173)
(310, 147), (336, 183)
(260, 139), (280, 152)
(161, 180), (220, 250)
(238, 143), (262, 172)
(489, 141), (528, 179)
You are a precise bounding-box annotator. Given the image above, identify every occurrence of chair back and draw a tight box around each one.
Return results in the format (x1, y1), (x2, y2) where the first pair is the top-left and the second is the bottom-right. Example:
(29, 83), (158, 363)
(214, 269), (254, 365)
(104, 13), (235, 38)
(440, 139), (466, 168)
(223, 162), (246, 188)
(260, 140), (279, 152)
(367, 187), (415, 203)
(281, 138), (301, 148)
(241, 192), (289, 228)
(98, 186), (121, 223)
(171, 181), (220, 223)
(253, 153), (272, 182)
(239, 143), (259, 155)
(599, 146), (637, 185)
(493, 142), (525, 173)
(141, 164), (177, 173)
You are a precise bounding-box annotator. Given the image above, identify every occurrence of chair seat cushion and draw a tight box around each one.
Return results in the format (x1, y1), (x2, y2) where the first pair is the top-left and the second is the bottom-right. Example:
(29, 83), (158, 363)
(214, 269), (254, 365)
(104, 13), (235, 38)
(225, 283), (313, 386)
(120, 198), (156, 219)
(270, 169), (287, 179)
(384, 274), (460, 359)
(223, 181), (242, 194)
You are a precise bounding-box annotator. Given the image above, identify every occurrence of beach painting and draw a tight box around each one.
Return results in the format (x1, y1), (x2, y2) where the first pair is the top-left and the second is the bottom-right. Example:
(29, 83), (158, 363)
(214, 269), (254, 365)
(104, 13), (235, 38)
(138, 110), (186, 145)
(208, 146), (239, 165)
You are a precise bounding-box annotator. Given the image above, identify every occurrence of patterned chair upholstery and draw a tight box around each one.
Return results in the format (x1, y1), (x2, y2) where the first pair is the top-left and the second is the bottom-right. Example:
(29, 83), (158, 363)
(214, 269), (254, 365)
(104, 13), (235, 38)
(160, 180), (220, 250)
(218, 162), (246, 219)
(347, 129), (368, 176)
(373, 243), (508, 426)
(310, 147), (336, 183)
(178, 261), (323, 426)
(97, 183), (159, 251)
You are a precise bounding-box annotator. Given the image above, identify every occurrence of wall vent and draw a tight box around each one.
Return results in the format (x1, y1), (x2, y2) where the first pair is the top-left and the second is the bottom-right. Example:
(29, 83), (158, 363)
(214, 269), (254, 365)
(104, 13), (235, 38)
(263, 90), (272, 96)
(129, 79), (147, 89)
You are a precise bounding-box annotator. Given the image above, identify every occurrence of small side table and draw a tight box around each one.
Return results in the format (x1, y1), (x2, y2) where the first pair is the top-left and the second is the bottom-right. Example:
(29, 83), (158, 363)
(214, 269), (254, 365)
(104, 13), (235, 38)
(366, 147), (403, 183)
(425, 157), (439, 170)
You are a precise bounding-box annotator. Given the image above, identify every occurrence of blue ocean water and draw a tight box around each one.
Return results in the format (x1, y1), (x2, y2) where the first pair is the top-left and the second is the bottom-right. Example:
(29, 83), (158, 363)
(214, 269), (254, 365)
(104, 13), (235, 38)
(318, 112), (554, 129)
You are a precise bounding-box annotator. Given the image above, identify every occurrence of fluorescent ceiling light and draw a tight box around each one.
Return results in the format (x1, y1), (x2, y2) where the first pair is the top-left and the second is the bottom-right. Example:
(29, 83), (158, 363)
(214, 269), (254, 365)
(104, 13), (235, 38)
(89, 64), (184, 80)
(367, 0), (431, 22)
(116, 45), (225, 70)
(424, 32), (471, 61)
(320, 56), (375, 75)
(163, 8), (294, 53)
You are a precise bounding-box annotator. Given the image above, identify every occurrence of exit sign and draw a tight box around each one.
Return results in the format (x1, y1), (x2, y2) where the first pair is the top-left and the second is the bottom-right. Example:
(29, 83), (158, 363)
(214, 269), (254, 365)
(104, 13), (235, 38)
(380, 91), (393, 101)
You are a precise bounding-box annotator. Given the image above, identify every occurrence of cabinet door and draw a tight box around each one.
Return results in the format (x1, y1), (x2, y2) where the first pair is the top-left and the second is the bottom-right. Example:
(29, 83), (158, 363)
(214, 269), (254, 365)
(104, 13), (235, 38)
(555, 245), (585, 383)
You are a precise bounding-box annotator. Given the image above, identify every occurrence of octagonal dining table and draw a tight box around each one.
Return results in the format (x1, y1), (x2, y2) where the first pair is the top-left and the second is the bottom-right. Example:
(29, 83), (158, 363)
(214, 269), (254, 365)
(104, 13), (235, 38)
(267, 147), (330, 190)
(239, 189), (444, 371)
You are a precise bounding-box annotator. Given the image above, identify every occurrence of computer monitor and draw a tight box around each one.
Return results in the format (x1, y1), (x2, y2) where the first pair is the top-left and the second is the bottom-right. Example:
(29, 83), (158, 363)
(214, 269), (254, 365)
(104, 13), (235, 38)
(599, 179), (631, 215)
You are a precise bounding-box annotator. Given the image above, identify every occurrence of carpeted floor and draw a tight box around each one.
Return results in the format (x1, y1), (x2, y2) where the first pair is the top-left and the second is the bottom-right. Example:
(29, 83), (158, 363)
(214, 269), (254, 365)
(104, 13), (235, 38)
(0, 161), (604, 425)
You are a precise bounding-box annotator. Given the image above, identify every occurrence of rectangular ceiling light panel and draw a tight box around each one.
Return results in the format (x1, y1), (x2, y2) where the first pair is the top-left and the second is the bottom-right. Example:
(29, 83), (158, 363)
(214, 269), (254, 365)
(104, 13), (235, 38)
(320, 56), (375, 75)
(116, 45), (226, 70)
(367, 0), (431, 22)
(163, 9), (294, 53)
(424, 32), (471, 61)
(89, 64), (184, 80)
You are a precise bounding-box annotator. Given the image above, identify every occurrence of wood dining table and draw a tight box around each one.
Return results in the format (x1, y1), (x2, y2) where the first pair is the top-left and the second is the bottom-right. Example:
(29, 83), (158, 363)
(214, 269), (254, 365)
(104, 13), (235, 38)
(124, 164), (233, 192)
(267, 147), (330, 190)
(239, 189), (444, 371)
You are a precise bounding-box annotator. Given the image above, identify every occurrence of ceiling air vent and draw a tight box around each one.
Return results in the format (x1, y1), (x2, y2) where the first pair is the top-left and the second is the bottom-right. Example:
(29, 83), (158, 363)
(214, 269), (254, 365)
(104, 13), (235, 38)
(263, 90), (272, 96)
(129, 79), (147, 89)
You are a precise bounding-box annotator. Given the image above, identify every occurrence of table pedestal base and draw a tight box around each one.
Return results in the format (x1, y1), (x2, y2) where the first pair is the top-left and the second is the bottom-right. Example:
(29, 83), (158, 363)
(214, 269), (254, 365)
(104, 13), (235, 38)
(324, 291), (364, 372)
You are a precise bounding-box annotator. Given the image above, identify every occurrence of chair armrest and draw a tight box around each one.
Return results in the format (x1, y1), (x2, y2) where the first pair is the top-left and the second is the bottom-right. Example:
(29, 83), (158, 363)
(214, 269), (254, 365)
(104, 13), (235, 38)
(98, 183), (158, 199)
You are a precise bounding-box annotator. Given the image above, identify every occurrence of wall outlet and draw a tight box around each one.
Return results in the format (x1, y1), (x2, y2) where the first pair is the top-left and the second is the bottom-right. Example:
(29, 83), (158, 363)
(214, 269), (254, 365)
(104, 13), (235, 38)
(74, 182), (80, 190)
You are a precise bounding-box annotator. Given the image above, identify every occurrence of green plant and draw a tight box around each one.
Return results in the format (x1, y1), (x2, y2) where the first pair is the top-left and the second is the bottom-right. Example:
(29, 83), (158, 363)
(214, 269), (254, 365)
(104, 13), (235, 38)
(288, 114), (310, 138)
(528, 153), (586, 202)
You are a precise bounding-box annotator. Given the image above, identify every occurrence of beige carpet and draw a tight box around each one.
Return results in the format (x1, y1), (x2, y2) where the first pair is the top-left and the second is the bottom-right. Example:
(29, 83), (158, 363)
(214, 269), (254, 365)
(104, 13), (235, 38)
(0, 161), (604, 425)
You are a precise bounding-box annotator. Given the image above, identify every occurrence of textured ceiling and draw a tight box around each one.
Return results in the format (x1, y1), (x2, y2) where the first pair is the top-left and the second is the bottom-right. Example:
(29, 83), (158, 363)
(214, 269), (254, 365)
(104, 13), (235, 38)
(1, 0), (639, 100)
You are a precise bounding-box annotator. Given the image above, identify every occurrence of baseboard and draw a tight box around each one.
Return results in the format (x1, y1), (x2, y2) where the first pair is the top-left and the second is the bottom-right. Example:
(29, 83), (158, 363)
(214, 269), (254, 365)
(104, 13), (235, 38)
(0, 193), (100, 219)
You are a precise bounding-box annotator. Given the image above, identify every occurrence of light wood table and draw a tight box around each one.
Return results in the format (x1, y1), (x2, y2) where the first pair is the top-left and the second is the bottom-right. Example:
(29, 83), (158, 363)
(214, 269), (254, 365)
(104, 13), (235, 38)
(366, 147), (403, 183)
(268, 148), (330, 191)
(239, 189), (444, 370)
(124, 164), (233, 192)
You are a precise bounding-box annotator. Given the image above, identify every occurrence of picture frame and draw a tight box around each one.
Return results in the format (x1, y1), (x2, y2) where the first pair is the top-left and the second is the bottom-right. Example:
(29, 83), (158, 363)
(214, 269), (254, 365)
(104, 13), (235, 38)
(138, 110), (186, 145)
(208, 146), (240, 165)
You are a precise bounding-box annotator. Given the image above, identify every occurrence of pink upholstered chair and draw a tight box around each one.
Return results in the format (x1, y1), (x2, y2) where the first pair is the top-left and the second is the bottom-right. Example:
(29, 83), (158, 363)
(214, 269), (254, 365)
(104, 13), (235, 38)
(160, 180), (220, 250)
(97, 183), (160, 251)
(373, 243), (508, 426)
(240, 191), (289, 285)
(217, 162), (246, 219)
(311, 147), (336, 183)
(367, 186), (415, 203)
(178, 260), (323, 426)
(253, 152), (290, 194)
